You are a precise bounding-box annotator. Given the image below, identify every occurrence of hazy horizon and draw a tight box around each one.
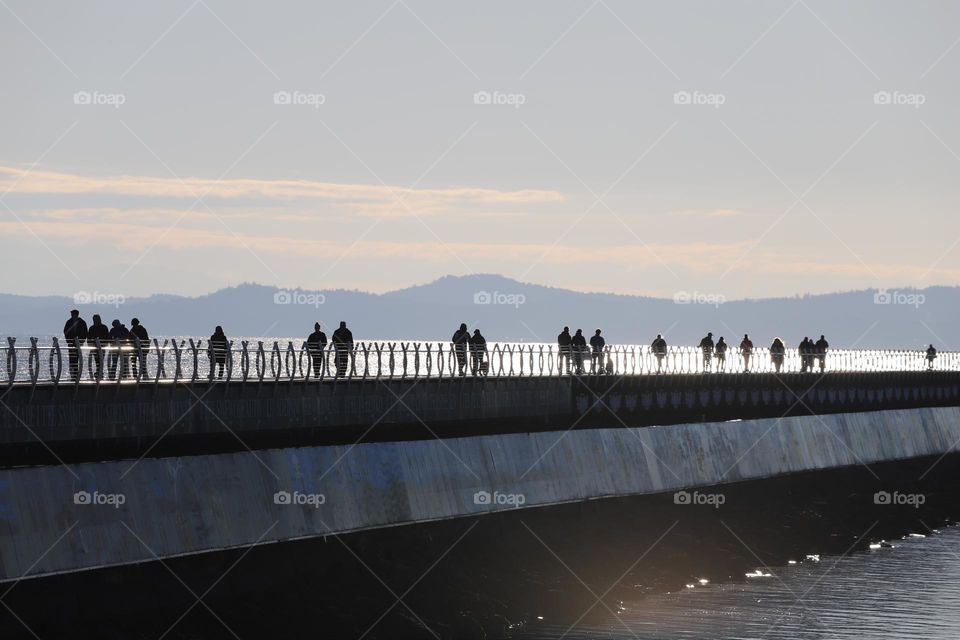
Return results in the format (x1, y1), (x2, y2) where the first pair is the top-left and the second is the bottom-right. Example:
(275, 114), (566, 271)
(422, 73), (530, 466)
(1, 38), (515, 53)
(3, 1), (960, 300)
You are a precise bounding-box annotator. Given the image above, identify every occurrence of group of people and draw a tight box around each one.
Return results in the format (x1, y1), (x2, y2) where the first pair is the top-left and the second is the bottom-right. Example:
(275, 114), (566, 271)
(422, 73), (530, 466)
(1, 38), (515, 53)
(557, 327), (607, 375)
(451, 324), (488, 376)
(691, 333), (828, 373)
(63, 309), (150, 380)
(305, 321), (355, 377)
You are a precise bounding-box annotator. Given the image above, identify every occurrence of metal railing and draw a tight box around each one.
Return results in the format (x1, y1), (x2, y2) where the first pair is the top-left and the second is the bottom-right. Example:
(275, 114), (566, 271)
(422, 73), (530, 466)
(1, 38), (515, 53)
(2, 337), (956, 388)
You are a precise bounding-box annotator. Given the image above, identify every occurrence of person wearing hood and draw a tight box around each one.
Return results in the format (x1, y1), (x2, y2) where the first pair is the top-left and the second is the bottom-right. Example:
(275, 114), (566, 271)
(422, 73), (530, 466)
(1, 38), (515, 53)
(452, 323), (470, 376)
(63, 309), (88, 380)
(86, 314), (110, 379)
(469, 329), (487, 375)
(306, 322), (327, 378)
(571, 329), (587, 374)
(209, 326), (229, 380)
(770, 337), (786, 373)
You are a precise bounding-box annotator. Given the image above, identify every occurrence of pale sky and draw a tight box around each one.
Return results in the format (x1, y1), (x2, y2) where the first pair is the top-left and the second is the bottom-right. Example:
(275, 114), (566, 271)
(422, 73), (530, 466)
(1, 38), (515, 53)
(2, 0), (959, 299)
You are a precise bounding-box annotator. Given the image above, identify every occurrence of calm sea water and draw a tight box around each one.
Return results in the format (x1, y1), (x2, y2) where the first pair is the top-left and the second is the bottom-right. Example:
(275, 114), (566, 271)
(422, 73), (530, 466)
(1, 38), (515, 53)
(521, 525), (960, 639)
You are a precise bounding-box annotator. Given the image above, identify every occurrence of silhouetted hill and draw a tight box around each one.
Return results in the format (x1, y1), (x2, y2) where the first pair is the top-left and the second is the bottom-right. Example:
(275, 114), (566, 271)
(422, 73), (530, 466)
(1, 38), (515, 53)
(0, 276), (954, 348)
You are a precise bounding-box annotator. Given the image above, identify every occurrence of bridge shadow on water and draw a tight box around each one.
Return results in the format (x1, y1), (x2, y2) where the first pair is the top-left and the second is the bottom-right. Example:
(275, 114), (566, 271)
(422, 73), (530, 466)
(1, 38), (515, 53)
(4, 454), (960, 639)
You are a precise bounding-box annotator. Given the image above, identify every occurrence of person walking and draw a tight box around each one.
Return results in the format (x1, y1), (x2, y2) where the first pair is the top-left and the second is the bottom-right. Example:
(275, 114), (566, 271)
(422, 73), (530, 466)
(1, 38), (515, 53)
(452, 323), (470, 376)
(697, 332), (715, 372)
(470, 329), (487, 375)
(332, 321), (354, 377)
(770, 337), (786, 373)
(589, 329), (606, 374)
(306, 322), (327, 378)
(209, 326), (229, 380)
(63, 309), (88, 380)
(557, 326), (572, 374)
(739, 334), (754, 372)
(651, 334), (668, 373)
(129, 318), (149, 379)
(86, 314), (109, 379)
(814, 335), (829, 373)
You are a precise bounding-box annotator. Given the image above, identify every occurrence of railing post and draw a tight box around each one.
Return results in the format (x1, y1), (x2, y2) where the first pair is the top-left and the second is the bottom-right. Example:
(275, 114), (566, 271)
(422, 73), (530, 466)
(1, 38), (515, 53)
(50, 337), (62, 385)
(188, 338), (199, 384)
(154, 339), (165, 384)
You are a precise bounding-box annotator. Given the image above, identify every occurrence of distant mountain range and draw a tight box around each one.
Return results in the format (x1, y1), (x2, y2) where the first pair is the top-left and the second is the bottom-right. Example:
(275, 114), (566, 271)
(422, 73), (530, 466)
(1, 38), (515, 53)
(0, 275), (952, 349)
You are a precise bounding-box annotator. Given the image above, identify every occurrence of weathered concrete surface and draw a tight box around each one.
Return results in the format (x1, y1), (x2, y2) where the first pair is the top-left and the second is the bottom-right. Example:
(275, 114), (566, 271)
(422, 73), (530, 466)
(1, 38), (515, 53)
(1, 405), (958, 582)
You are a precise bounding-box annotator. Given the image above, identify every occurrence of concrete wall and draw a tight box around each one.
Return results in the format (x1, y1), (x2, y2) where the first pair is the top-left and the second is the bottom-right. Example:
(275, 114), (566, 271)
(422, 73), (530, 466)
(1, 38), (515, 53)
(2, 405), (958, 582)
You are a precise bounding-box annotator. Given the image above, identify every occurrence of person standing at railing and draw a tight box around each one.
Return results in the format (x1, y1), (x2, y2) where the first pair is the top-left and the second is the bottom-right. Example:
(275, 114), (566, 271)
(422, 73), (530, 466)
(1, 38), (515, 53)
(927, 344), (937, 370)
(63, 309), (88, 380)
(209, 326), (229, 380)
(306, 322), (328, 378)
(697, 332), (714, 372)
(770, 337), (786, 373)
(87, 314), (109, 379)
(589, 329), (606, 374)
(815, 335), (829, 373)
(452, 323), (470, 376)
(470, 329), (487, 375)
(715, 337), (728, 372)
(739, 334), (754, 372)
(571, 329), (587, 374)
(799, 337), (815, 373)
(108, 319), (131, 379)
(332, 321), (353, 377)
(651, 334), (667, 373)
(557, 327), (572, 375)
(130, 318), (149, 379)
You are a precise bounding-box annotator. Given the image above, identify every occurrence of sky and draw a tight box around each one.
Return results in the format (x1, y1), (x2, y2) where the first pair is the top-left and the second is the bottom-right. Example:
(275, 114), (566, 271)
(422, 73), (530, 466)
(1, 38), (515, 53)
(1, 0), (959, 300)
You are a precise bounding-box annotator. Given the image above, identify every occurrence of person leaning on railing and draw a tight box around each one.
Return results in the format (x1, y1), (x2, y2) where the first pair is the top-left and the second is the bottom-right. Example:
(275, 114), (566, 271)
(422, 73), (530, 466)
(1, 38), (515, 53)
(452, 323), (469, 376)
(209, 326), (229, 379)
(469, 328), (487, 375)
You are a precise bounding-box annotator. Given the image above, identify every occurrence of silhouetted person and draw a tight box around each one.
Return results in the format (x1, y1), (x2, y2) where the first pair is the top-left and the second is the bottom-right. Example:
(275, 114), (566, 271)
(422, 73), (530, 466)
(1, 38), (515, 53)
(108, 319), (130, 379)
(452, 323), (469, 376)
(557, 327), (572, 374)
(814, 335), (829, 373)
(770, 337), (786, 373)
(651, 334), (667, 373)
(698, 332), (714, 371)
(927, 344), (937, 370)
(332, 321), (353, 377)
(470, 329), (487, 375)
(589, 329), (606, 374)
(739, 334), (754, 372)
(715, 337), (728, 372)
(86, 314), (109, 379)
(63, 309), (88, 380)
(306, 322), (327, 377)
(571, 329), (587, 374)
(130, 318), (149, 378)
(799, 337), (813, 373)
(209, 326), (229, 380)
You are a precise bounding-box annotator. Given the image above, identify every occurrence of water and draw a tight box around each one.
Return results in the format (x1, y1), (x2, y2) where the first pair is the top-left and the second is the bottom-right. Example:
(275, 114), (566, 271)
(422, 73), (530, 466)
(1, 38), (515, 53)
(523, 526), (960, 639)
